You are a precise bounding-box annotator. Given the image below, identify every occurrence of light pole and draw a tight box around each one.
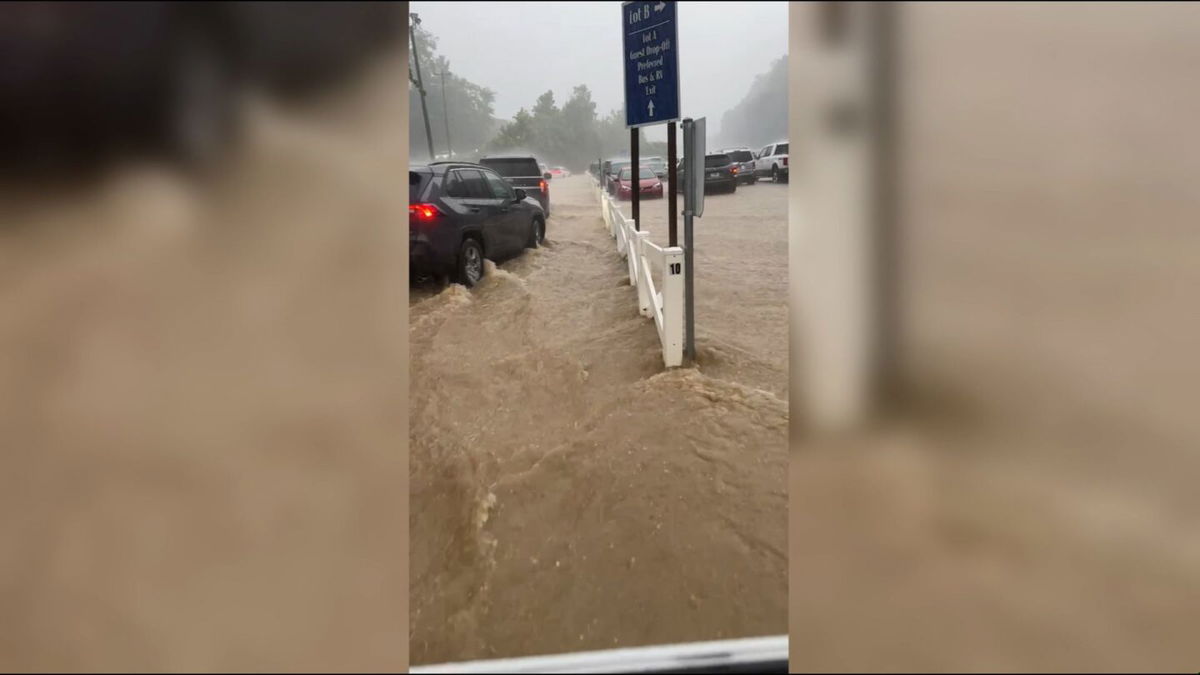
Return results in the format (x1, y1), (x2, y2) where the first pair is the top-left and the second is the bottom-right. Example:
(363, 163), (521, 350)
(432, 64), (452, 159)
(409, 12), (436, 160)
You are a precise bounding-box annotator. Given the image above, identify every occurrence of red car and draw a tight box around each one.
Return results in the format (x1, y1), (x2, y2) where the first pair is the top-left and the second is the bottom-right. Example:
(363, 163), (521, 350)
(550, 166), (568, 178)
(615, 166), (664, 200)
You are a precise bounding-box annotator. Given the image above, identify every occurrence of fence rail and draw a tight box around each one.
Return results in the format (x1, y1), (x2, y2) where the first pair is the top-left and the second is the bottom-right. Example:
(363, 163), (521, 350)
(593, 176), (684, 368)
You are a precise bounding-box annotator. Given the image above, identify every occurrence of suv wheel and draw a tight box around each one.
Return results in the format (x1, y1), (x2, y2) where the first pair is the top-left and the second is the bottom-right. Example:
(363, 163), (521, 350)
(528, 217), (545, 248)
(457, 238), (484, 287)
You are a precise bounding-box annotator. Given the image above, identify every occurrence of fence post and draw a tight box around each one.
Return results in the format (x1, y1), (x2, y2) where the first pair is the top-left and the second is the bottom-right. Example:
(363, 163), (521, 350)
(609, 198), (620, 242)
(636, 233), (652, 317)
(661, 247), (685, 367)
(627, 223), (638, 286)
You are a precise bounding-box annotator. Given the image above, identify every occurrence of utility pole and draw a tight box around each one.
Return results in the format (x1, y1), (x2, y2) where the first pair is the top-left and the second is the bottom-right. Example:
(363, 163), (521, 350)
(409, 12), (436, 160)
(435, 64), (452, 159)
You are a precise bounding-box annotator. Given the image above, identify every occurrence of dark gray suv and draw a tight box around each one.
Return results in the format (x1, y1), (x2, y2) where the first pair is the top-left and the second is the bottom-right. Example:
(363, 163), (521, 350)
(410, 162), (546, 287)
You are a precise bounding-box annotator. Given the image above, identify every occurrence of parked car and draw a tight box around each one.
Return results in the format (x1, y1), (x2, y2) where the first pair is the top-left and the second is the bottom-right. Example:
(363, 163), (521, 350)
(720, 147), (758, 185)
(753, 141), (789, 183)
(0, 1), (406, 170)
(410, 162), (546, 287)
(615, 166), (664, 201)
(644, 156), (668, 179)
(478, 154), (553, 217)
(677, 153), (738, 194)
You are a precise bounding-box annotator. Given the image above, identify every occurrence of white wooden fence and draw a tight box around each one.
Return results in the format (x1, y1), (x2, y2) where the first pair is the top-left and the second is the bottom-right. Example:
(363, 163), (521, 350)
(592, 176), (685, 368)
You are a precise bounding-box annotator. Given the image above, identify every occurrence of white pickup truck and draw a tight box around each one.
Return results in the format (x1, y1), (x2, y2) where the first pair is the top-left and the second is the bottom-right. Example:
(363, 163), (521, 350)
(753, 140), (790, 183)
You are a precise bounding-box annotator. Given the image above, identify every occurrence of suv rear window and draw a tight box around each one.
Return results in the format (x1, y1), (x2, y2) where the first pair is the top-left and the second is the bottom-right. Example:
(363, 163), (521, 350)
(410, 171), (430, 202)
(775, 143), (789, 154)
(726, 150), (753, 162)
(479, 157), (541, 178)
(704, 154), (732, 168)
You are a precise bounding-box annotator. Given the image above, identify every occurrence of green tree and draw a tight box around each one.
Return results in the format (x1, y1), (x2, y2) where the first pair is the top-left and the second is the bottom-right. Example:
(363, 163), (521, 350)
(531, 90), (558, 121)
(561, 85), (601, 167)
(489, 108), (535, 152)
(528, 90), (568, 163)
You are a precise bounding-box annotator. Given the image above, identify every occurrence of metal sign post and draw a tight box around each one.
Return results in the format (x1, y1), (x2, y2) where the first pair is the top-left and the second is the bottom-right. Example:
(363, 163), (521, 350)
(682, 117), (705, 216)
(681, 117), (704, 363)
(667, 121), (677, 247)
(623, 1), (689, 364)
(631, 128), (639, 230)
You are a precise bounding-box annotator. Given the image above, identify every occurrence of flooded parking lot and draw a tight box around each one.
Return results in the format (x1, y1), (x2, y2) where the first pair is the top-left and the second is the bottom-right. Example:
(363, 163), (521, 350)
(615, 179), (789, 397)
(409, 175), (787, 664)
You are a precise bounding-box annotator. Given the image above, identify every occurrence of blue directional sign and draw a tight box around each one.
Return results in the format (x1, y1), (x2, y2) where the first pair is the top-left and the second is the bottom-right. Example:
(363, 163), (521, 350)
(623, 0), (680, 128)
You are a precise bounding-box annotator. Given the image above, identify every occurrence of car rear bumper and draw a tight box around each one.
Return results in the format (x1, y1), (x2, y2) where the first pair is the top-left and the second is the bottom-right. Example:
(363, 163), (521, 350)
(702, 176), (737, 192)
(410, 232), (456, 277)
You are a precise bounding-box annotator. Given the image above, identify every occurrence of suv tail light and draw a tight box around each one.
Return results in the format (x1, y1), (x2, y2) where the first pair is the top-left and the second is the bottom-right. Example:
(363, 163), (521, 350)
(409, 203), (443, 227)
(731, 167), (738, 174)
(782, 157), (788, 167)
(540, 180), (547, 193)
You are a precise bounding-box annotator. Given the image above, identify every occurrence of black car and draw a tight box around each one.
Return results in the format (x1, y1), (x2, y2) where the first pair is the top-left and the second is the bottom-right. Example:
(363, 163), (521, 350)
(410, 162), (546, 287)
(604, 158), (633, 194)
(721, 148), (758, 185)
(478, 154), (553, 217)
(0, 2), (405, 170)
(676, 153), (739, 194)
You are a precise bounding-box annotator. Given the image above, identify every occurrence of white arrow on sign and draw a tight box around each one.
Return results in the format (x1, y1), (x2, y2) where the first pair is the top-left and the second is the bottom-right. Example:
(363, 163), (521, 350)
(648, 101), (656, 117)
(654, 1), (666, 12)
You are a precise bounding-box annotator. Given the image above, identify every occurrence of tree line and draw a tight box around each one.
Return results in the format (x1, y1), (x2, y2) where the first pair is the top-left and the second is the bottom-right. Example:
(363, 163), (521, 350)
(410, 25), (661, 172)
(410, 24), (782, 171)
(486, 87), (667, 172)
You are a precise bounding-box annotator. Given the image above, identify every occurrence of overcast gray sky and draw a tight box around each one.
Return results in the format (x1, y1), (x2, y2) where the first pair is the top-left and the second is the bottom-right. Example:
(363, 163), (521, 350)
(410, 1), (787, 141)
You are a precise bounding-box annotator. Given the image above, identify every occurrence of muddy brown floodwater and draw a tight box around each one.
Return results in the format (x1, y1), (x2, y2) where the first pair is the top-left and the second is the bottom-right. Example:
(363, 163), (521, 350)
(409, 176), (788, 664)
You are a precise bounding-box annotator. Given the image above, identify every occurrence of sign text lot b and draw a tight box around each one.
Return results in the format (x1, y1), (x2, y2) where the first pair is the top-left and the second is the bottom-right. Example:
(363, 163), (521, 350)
(623, 0), (680, 128)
